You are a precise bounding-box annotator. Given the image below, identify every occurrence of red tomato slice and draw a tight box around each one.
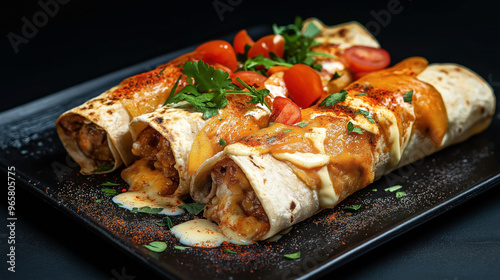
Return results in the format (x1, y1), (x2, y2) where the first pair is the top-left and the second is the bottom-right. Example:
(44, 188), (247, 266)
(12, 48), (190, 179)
(283, 64), (324, 108)
(269, 96), (301, 125)
(195, 40), (238, 71)
(233, 29), (254, 54)
(344, 46), (391, 73)
(230, 71), (267, 89)
(248, 35), (285, 59)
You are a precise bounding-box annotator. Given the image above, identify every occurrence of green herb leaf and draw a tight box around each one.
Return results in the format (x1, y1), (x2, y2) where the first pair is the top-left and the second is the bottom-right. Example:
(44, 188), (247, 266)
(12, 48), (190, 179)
(138, 206), (164, 214)
(403, 90), (414, 103)
(95, 199), (101, 203)
(131, 207), (139, 213)
(354, 110), (375, 123)
(396, 191), (407, 198)
(164, 61), (270, 118)
(225, 249), (237, 254)
(330, 71), (342, 81)
(144, 241), (167, 253)
(372, 189), (378, 192)
(267, 136), (277, 143)
(347, 121), (363, 134)
(164, 217), (174, 229)
(115, 202), (123, 206)
(178, 203), (205, 215)
(356, 92), (367, 96)
(284, 251), (301, 259)
(297, 122), (308, 128)
(319, 89), (348, 107)
(303, 21), (321, 38)
(283, 129), (293, 133)
(269, 122), (276, 126)
(385, 185), (403, 192)
(219, 138), (227, 146)
(344, 205), (362, 211)
(92, 164), (114, 173)
(101, 181), (120, 186)
(101, 188), (117, 196)
(174, 245), (190, 251)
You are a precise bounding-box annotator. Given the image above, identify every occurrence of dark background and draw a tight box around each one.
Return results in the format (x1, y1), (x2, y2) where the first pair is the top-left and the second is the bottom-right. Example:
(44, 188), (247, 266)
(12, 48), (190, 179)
(1, 0), (500, 279)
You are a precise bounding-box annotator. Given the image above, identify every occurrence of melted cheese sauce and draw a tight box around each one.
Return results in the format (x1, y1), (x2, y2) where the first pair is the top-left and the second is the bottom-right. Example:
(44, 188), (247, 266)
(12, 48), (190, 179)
(112, 191), (184, 215)
(171, 219), (229, 248)
(273, 152), (330, 169)
(304, 127), (327, 154)
(317, 166), (339, 208)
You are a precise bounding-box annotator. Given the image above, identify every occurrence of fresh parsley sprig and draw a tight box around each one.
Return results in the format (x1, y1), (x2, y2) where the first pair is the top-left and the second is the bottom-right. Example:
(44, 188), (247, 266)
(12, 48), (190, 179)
(164, 60), (270, 119)
(319, 89), (349, 107)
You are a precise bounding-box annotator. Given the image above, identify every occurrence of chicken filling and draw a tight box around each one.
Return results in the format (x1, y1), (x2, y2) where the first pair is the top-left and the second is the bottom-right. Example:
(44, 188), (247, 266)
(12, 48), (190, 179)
(205, 158), (270, 242)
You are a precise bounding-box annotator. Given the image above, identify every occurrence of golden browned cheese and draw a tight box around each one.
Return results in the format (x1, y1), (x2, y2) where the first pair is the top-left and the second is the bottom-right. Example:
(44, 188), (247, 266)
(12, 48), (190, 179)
(187, 94), (270, 175)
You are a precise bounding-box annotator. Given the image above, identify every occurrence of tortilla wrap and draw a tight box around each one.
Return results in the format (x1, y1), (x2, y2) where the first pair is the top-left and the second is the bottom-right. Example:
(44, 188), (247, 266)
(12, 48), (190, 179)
(120, 19), (381, 198)
(191, 58), (495, 243)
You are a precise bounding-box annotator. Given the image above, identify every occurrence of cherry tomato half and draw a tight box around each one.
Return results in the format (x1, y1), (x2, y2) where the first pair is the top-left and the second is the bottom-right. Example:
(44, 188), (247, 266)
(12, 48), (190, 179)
(230, 71), (267, 89)
(344, 46), (391, 73)
(195, 40), (238, 71)
(248, 35), (285, 59)
(233, 29), (254, 54)
(269, 96), (302, 125)
(283, 64), (324, 108)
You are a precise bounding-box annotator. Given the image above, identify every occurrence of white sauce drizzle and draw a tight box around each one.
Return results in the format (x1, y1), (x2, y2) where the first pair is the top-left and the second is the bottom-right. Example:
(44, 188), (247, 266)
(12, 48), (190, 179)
(305, 127), (327, 154)
(273, 152), (330, 169)
(317, 166), (339, 208)
(112, 191), (184, 215)
(171, 219), (229, 248)
(225, 143), (260, 156)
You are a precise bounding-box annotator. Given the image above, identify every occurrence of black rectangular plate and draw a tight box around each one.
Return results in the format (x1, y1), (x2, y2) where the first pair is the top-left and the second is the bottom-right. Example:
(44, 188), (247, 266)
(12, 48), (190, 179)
(1, 34), (499, 280)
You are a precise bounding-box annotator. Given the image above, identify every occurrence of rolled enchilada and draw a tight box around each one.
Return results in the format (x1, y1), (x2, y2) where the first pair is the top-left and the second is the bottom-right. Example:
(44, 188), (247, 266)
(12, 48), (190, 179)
(117, 20), (381, 203)
(55, 55), (196, 174)
(190, 57), (495, 244)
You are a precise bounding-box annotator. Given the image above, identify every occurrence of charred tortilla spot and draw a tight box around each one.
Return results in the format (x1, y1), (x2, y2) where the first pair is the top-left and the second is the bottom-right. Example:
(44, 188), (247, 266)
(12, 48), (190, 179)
(458, 127), (463, 133)
(480, 107), (485, 114)
(89, 112), (95, 116)
(107, 109), (113, 115)
(338, 28), (347, 37)
(156, 117), (164, 124)
(290, 215), (294, 223)
(290, 201), (296, 211)
(439, 69), (449, 74)
(250, 159), (261, 169)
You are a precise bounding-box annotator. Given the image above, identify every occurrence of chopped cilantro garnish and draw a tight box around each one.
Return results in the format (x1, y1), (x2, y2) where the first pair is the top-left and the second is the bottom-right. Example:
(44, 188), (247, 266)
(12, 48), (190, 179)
(156, 216), (174, 229)
(283, 129), (293, 133)
(385, 185), (403, 192)
(101, 188), (117, 196)
(101, 181), (120, 186)
(354, 110), (375, 123)
(174, 245), (190, 251)
(347, 121), (363, 134)
(330, 71), (342, 81)
(403, 90), (414, 103)
(138, 206), (164, 214)
(164, 61), (270, 119)
(297, 122), (308, 128)
(284, 251), (301, 259)
(225, 249), (237, 254)
(219, 138), (227, 146)
(92, 164), (113, 173)
(144, 241), (167, 253)
(267, 136), (277, 143)
(178, 203), (205, 215)
(396, 191), (407, 198)
(319, 89), (348, 107)
(356, 92), (367, 96)
(344, 205), (362, 211)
